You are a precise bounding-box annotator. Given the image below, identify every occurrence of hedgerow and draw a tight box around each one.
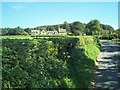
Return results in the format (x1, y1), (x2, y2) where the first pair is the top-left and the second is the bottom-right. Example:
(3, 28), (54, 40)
(2, 36), (100, 89)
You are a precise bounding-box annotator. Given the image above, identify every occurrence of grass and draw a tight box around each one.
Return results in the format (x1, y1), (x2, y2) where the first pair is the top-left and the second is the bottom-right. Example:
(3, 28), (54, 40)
(0, 35), (32, 39)
(112, 39), (120, 45)
(0, 35), (93, 39)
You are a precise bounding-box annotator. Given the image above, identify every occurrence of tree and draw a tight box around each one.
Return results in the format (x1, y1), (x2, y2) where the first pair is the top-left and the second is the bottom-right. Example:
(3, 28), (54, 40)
(13, 27), (28, 35)
(24, 28), (31, 35)
(2, 27), (28, 35)
(53, 25), (60, 32)
(71, 21), (85, 35)
(2, 28), (10, 35)
(46, 26), (55, 31)
(61, 21), (70, 32)
(84, 28), (90, 35)
(73, 30), (81, 36)
(113, 28), (120, 39)
(101, 24), (114, 31)
(86, 19), (103, 35)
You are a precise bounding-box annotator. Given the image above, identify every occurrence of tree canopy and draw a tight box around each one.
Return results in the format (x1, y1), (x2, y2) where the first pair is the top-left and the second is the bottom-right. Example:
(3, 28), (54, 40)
(1, 19), (115, 36)
(85, 19), (103, 35)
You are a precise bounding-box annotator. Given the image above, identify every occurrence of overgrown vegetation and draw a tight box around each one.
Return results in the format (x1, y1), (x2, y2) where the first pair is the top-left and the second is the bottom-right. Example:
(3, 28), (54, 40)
(2, 36), (100, 89)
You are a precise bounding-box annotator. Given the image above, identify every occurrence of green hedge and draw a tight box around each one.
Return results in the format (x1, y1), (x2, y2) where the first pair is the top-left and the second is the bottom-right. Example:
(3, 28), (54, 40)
(99, 35), (116, 40)
(2, 36), (100, 89)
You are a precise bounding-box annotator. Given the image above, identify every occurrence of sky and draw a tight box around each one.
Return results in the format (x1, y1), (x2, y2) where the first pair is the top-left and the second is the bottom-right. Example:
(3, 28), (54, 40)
(2, 2), (118, 29)
(1, 0), (120, 2)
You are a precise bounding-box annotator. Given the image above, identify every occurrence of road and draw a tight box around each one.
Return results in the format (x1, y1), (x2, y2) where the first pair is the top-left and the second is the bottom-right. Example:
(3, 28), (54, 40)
(92, 40), (120, 90)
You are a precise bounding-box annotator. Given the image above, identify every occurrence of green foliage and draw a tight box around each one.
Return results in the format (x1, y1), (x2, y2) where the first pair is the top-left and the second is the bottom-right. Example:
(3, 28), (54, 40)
(101, 24), (114, 31)
(62, 77), (76, 88)
(24, 28), (32, 35)
(100, 35), (115, 40)
(73, 30), (82, 36)
(61, 21), (70, 32)
(66, 36), (99, 88)
(2, 39), (69, 88)
(0, 35), (32, 39)
(86, 19), (103, 35)
(1, 20), (114, 36)
(47, 26), (55, 31)
(113, 29), (120, 39)
(2, 36), (100, 89)
(2, 27), (28, 35)
(93, 36), (101, 49)
(71, 21), (85, 35)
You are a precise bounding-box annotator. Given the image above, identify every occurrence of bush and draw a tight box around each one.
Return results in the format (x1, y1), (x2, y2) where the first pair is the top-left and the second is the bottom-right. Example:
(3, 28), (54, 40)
(100, 35), (116, 40)
(2, 36), (100, 89)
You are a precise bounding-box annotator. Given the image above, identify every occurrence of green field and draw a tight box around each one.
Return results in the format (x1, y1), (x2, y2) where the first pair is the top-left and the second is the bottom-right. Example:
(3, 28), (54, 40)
(0, 35), (93, 39)
(0, 35), (32, 39)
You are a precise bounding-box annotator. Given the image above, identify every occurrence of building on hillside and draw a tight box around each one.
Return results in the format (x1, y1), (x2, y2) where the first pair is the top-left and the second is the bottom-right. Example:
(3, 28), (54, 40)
(40, 30), (47, 35)
(31, 28), (67, 35)
(58, 28), (67, 35)
(47, 31), (58, 35)
(31, 30), (40, 35)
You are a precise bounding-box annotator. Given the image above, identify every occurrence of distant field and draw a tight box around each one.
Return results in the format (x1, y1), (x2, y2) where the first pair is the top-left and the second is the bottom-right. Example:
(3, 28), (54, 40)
(0, 35), (32, 39)
(0, 35), (93, 39)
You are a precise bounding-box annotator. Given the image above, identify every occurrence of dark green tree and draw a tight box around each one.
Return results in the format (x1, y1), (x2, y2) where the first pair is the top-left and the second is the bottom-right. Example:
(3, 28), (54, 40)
(86, 19), (103, 35)
(113, 28), (120, 39)
(71, 21), (85, 35)
(13, 26), (28, 35)
(101, 24), (114, 31)
(46, 26), (55, 31)
(2, 28), (10, 35)
(61, 21), (70, 32)
(24, 28), (31, 35)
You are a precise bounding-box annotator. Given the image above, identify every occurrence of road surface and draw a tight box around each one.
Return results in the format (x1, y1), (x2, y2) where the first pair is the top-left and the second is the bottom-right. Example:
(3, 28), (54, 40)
(92, 40), (120, 90)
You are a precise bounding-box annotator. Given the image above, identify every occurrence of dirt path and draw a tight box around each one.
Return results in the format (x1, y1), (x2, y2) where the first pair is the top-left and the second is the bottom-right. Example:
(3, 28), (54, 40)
(92, 40), (120, 90)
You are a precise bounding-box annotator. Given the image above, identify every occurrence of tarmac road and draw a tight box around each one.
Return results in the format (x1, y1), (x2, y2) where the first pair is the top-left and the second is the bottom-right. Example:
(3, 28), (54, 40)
(92, 40), (120, 90)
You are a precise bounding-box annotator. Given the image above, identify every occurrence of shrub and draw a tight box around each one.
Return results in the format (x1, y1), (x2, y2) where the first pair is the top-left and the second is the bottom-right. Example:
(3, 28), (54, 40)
(2, 36), (100, 89)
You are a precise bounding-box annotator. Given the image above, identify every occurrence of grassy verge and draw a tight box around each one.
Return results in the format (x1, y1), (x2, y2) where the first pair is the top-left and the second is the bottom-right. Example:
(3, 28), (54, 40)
(112, 39), (120, 45)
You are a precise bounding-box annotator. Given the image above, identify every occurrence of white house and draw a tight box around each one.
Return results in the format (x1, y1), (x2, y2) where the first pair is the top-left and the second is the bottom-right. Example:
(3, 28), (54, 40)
(31, 28), (67, 35)
(40, 30), (47, 35)
(47, 31), (58, 35)
(58, 28), (67, 35)
(31, 30), (40, 35)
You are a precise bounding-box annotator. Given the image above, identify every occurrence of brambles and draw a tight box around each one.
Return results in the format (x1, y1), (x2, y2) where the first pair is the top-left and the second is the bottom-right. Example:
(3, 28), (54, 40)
(2, 36), (100, 89)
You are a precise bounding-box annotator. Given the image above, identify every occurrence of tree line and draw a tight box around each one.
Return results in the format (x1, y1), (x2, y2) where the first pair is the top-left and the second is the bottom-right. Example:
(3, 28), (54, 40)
(1, 19), (118, 36)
